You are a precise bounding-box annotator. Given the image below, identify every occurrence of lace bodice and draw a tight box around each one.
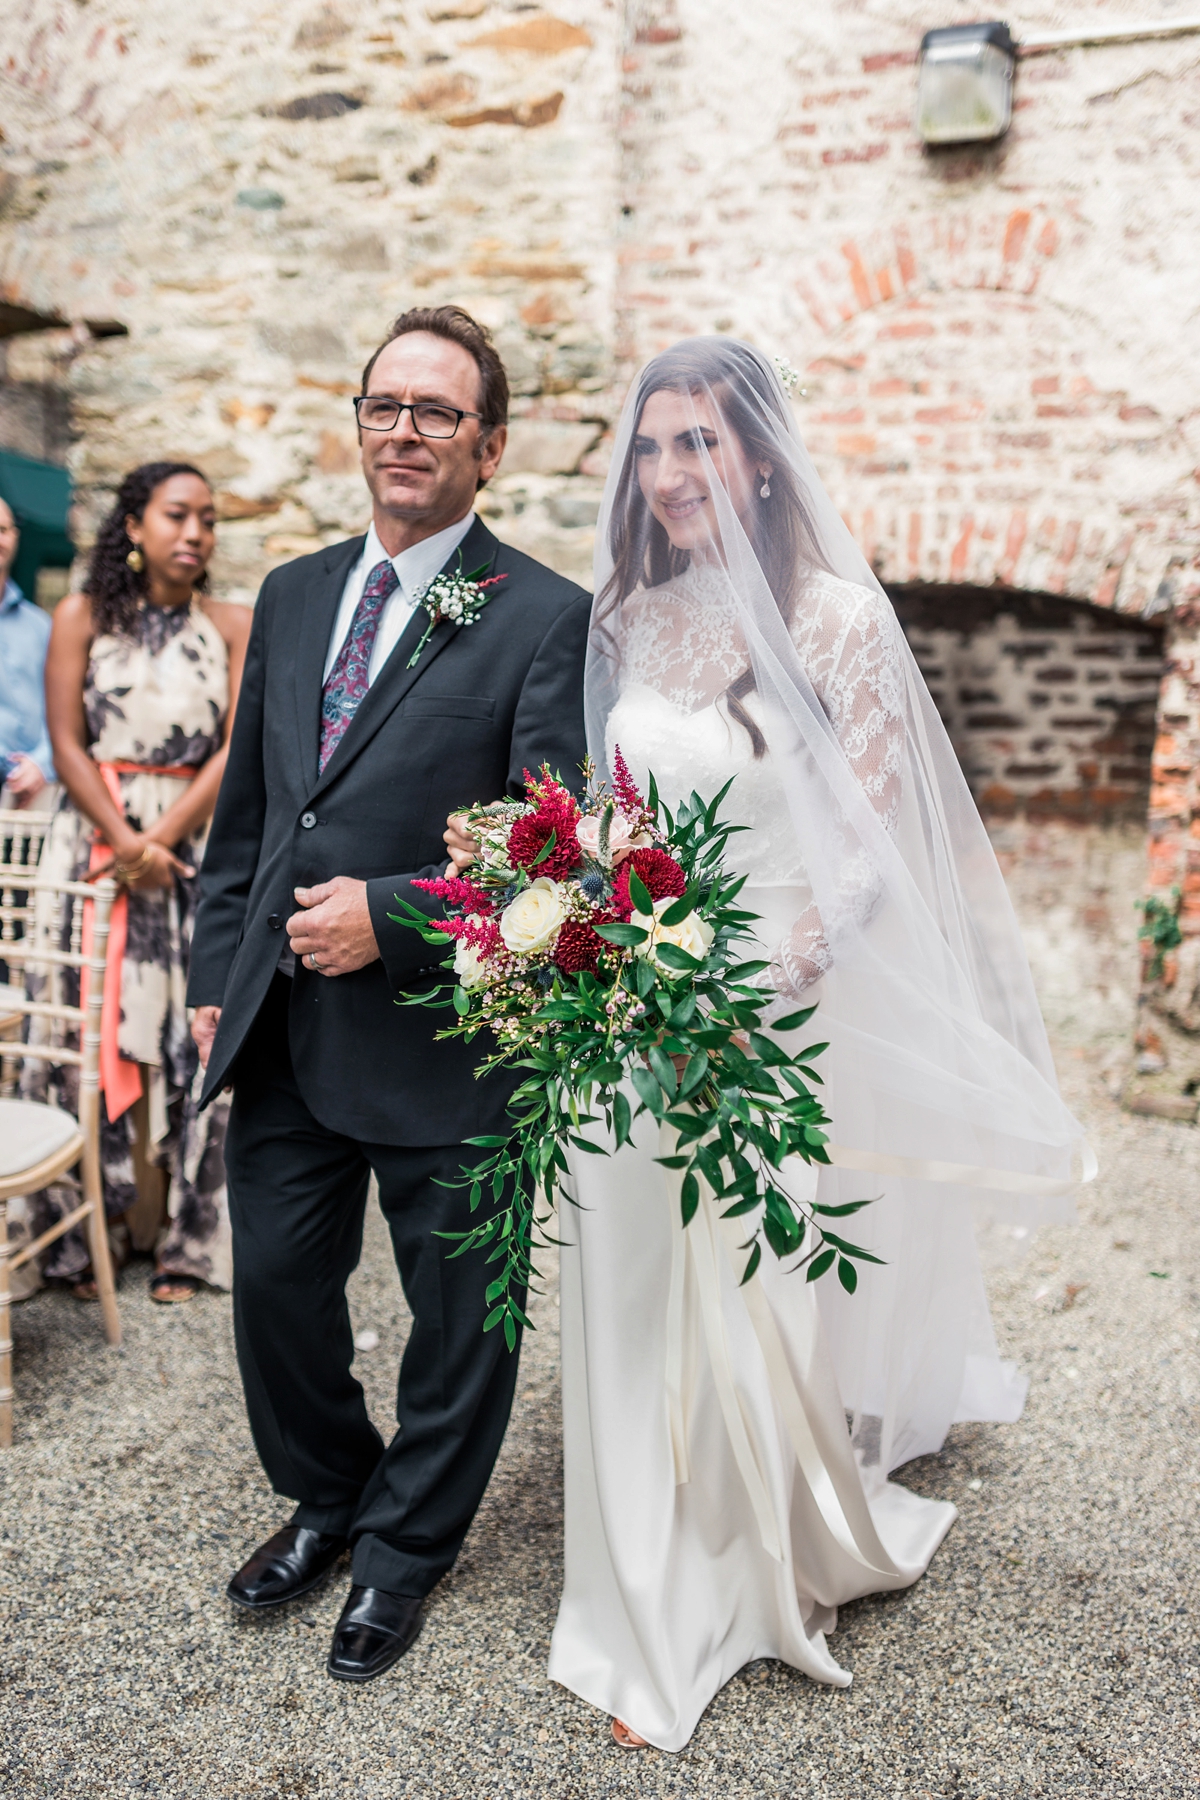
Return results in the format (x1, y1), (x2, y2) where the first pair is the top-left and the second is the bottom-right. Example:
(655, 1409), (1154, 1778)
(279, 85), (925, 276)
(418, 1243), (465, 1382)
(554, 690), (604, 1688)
(605, 561), (905, 992)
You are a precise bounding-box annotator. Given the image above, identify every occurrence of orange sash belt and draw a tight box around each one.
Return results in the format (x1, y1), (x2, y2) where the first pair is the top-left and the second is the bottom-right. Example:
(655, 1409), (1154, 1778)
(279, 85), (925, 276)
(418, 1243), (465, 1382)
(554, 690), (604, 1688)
(105, 760), (200, 780)
(80, 760), (200, 1122)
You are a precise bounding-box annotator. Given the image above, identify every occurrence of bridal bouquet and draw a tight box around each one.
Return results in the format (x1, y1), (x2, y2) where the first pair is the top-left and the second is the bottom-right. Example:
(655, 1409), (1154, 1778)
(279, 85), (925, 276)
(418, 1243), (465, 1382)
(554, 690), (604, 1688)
(391, 753), (877, 1348)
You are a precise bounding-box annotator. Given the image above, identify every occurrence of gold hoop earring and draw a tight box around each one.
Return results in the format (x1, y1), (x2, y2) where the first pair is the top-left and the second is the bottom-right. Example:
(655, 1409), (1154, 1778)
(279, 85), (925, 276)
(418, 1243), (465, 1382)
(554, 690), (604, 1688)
(759, 476), (771, 499)
(126, 547), (144, 573)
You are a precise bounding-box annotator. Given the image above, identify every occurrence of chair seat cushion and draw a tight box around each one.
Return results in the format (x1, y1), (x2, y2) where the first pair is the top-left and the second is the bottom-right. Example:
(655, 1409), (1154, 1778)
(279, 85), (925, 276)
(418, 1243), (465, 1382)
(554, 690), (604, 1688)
(0, 1098), (81, 1179)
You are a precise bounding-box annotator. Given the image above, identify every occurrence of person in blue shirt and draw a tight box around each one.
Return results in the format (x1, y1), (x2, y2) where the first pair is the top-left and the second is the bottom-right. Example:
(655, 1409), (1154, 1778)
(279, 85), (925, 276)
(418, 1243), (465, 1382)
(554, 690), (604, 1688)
(0, 495), (56, 808)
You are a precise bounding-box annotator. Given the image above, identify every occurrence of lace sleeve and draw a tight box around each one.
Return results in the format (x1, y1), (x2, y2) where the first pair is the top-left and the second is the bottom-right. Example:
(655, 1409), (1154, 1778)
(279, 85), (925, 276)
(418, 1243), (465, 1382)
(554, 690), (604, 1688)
(774, 584), (904, 998)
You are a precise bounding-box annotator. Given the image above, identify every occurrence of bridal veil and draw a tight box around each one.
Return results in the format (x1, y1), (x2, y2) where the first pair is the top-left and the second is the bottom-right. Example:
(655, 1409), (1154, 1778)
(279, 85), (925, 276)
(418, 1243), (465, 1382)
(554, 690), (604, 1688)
(583, 338), (1092, 1474)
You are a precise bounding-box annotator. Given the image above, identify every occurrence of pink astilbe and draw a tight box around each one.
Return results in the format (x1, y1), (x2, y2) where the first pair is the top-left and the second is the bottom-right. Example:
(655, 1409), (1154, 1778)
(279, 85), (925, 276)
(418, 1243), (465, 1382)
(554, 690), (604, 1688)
(412, 874), (496, 915)
(433, 913), (503, 954)
(610, 745), (655, 833)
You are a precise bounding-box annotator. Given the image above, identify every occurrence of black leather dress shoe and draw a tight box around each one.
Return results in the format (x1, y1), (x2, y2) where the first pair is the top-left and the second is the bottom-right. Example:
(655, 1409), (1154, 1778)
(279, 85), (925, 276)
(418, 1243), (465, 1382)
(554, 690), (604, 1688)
(226, 1525), (348, 1611)
(327, 1585), (423, 1682)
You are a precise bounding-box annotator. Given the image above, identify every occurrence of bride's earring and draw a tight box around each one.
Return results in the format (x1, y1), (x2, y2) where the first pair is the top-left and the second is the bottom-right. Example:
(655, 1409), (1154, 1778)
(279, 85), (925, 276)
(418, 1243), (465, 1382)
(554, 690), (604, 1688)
(759, 474), (771, 499)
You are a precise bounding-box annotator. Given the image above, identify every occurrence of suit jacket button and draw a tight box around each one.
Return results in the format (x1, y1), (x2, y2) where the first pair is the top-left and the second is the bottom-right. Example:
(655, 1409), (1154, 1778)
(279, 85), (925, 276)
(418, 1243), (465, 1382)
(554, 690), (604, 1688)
(300, 811), (317, 829)
(267, 913), (283, 930)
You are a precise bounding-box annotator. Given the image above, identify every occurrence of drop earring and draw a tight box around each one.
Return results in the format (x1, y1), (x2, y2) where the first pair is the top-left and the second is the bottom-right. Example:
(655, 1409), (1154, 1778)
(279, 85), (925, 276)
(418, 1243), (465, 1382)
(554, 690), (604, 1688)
(126, 546), (144, 573)
(759, 475), (771, 499)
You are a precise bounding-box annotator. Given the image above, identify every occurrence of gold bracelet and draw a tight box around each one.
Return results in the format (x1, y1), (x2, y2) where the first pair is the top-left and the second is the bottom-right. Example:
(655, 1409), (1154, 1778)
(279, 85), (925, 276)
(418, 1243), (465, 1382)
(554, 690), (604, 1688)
(115, 845), (155, 882)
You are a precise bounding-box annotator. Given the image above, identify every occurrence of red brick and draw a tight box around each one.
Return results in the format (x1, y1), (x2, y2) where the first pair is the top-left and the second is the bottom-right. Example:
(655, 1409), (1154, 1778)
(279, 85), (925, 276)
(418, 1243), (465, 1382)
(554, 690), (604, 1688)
(822, 144), (889, 166)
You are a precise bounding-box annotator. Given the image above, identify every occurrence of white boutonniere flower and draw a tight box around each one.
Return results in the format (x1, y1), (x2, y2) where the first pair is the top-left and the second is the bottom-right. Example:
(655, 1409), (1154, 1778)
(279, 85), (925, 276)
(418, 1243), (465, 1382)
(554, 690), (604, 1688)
(407, 554), (508, 668)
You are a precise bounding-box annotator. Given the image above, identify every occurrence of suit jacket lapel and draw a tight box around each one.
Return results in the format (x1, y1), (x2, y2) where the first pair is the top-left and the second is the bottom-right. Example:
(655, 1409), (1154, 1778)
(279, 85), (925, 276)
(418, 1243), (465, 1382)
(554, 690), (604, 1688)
(307, 516), (502, 802)
(293, 535), (365, 786)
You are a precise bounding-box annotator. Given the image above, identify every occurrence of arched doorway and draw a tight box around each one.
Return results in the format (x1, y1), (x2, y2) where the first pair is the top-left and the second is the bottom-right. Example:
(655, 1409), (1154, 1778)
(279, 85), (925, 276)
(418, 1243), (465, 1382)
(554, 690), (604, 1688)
(889, 581), (1173, 1098)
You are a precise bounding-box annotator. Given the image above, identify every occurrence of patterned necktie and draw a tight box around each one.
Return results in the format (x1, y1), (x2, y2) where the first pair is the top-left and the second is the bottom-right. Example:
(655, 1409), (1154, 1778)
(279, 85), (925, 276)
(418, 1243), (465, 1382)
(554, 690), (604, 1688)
(318, 557), (400, 773)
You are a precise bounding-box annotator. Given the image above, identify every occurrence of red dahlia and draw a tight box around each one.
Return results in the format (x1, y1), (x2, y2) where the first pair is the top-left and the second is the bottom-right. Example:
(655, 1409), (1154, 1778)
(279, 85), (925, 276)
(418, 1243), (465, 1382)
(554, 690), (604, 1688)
(552, 918), (602, 976)
(612, 847), (687, 916)
(508, 786), (583, 882)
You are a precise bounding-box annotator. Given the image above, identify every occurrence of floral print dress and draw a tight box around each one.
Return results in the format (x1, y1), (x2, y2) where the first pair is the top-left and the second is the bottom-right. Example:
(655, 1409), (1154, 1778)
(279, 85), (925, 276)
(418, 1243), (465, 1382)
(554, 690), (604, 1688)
(18, 599), (232, 1288)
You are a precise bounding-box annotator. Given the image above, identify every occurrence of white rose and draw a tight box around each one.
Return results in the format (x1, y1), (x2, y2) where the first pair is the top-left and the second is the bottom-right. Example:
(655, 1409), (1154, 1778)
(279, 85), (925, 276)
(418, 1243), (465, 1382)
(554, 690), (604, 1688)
(499, 877), (569, 956)
(575, 811), (651, 865)
(453, 928), (490, 990)
(632, 897), (715, 967)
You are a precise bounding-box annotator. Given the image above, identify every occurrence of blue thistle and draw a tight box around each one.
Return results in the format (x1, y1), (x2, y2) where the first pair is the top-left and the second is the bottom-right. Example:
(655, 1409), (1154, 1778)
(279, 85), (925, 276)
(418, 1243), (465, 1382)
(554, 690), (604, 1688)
(579, 871), (605, 900)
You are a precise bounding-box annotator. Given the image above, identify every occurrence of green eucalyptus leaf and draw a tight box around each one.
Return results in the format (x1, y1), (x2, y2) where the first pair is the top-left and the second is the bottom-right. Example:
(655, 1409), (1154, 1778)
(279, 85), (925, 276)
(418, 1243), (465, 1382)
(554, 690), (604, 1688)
(648, 1044), (679, 1097)
(680, 1171), (699, 1226)
(612, 1088), (632, 1146)
(529, 826), (558, 868)
(659, 891), (696, 928)
(771, 1005), (817, 1033)
(452, 982), (471, 1016)
(837, 1257), (858, 1295)
(654, 942), (703, 973)
(628, 869), (654, 915)
(595, 921), (650, 946)
(568, 1134), (608, 1155)
(694, 1143), (724, 1193)
(806, 1246), (837, 1283)
(740, 1240), (762, 1286)
(631, 1064), (665, 1118)
(678, 1052), (709, 1100)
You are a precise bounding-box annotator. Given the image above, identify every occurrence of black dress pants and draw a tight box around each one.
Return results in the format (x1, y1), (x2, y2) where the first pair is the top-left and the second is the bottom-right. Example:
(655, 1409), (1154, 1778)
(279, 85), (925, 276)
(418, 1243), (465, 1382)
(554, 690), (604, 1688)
(224, 975), (522, 1597)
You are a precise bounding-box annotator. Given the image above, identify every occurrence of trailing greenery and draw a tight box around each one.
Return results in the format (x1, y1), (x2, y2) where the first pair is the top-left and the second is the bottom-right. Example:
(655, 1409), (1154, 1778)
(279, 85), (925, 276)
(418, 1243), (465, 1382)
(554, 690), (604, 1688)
(392, 778), (879, 1351)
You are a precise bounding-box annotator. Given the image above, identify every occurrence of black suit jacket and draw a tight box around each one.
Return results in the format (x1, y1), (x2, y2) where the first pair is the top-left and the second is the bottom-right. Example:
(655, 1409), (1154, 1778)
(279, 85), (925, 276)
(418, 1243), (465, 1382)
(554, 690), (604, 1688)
(187, 516), (590, 1145)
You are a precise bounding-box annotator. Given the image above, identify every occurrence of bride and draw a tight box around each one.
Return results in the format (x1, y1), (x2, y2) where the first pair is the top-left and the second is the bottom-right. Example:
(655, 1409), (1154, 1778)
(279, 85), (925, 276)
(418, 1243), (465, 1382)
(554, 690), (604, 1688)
(449, 338), (1091, 1751)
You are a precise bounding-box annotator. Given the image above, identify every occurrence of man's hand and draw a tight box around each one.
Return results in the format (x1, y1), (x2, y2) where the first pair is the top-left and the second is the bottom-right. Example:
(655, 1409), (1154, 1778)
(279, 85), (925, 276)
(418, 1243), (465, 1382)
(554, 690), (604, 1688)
(288, 877), (380, 978)
(443, 813), (479, 874)
(191, 1005), (221, 1068)
(5, 754), (47, 810)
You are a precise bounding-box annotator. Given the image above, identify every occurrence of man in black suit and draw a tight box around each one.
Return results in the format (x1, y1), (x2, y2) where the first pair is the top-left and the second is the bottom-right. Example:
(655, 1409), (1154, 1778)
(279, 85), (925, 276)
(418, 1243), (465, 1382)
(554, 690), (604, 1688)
(188, 305), (589, 1682)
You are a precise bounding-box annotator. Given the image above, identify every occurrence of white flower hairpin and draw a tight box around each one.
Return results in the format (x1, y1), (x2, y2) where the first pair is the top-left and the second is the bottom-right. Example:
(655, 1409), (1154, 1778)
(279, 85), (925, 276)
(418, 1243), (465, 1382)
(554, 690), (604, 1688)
(772, 355), (806, 396)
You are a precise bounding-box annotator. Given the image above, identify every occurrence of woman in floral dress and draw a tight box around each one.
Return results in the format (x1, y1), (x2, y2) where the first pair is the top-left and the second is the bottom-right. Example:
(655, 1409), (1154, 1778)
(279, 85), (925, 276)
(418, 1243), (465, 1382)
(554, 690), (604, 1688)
(22, 461), (249, 1301)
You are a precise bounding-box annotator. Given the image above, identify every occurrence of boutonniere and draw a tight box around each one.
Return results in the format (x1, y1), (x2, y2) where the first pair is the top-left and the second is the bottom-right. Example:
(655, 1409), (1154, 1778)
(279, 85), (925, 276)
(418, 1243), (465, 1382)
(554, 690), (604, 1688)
(406, 555), (508, 669)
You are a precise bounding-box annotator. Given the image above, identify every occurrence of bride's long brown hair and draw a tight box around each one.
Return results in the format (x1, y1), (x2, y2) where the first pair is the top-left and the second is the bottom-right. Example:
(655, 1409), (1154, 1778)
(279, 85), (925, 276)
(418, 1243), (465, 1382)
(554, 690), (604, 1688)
(596, 340), (832, 756)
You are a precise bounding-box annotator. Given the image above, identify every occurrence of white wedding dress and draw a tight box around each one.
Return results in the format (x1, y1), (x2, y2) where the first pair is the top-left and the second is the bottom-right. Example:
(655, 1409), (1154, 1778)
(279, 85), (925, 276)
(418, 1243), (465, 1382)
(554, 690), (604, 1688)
(548, 566), (965, 1750)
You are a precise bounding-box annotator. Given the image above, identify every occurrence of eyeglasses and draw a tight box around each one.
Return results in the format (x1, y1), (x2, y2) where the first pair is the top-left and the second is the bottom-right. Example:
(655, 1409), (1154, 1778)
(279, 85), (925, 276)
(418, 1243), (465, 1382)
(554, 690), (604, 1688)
(353, 396), (483, 439)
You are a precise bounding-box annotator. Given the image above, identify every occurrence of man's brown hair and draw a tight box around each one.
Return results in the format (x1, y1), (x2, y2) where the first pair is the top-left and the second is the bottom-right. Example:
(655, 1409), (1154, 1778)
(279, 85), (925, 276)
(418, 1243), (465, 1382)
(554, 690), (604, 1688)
(360, 305), (509, 435)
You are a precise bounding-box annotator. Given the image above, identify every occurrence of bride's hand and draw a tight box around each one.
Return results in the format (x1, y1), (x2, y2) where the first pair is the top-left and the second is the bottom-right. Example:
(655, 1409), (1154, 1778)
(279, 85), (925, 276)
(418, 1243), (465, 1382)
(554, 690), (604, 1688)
(444, 813), (480, 874)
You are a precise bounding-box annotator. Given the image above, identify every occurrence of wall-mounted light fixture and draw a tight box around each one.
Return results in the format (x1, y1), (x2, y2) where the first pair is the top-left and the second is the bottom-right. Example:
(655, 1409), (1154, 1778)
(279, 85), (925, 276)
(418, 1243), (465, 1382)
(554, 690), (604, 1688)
(916, 21), (1017, 145)
(914, 16), (1200, 149)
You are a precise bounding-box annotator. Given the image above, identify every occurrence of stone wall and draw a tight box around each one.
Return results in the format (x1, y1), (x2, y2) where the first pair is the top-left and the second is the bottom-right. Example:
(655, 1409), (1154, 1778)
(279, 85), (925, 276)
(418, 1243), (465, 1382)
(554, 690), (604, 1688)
(0, 0), (620, 594)
(893, 587), (1164, 825)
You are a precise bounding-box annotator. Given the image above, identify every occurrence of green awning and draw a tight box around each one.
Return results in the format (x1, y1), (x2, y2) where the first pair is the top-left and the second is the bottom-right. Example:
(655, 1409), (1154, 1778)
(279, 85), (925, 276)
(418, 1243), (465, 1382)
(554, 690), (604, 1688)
(0, 448), (74, 601)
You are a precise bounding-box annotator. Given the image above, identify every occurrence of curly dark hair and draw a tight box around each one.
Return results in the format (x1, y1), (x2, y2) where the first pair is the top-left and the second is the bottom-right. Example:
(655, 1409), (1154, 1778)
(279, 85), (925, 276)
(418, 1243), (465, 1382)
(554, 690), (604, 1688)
(85, 462), (212, 637)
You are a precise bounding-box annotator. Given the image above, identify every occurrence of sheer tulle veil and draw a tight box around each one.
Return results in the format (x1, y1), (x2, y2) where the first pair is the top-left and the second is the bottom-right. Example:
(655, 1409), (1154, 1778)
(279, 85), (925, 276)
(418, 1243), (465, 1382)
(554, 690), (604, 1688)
(584, 338), (1093, 1471)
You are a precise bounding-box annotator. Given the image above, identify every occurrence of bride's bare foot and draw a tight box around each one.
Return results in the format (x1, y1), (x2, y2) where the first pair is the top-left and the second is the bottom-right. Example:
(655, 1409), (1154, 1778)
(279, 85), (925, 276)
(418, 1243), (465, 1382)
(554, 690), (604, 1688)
(611, 1718), (649, 1748)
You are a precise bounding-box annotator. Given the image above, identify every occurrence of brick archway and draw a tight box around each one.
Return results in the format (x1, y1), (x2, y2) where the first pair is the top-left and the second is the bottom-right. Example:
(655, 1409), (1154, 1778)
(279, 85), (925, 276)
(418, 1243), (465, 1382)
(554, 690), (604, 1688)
(793, 214), (1199, 619)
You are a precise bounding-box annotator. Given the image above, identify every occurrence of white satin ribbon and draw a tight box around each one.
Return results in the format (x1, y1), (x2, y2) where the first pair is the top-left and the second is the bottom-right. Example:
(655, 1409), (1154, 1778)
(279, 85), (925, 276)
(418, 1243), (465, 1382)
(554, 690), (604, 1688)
(660, 1125), (896, 1575)
(824, 1138), (1097, 1195)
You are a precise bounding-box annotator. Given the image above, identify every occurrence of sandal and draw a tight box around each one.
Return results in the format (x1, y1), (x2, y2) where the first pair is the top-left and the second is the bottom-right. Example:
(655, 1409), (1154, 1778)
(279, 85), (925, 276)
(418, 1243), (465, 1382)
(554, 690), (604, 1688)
(612, 1719), (649, 1749)
(70, 1251), (121, 1303)
(150, 1272), (202, 1304)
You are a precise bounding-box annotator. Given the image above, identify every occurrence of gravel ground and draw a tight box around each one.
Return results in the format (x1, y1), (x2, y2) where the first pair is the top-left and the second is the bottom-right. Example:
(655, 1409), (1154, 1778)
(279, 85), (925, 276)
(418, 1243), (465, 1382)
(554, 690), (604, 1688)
(3, 852), (1198, 1797)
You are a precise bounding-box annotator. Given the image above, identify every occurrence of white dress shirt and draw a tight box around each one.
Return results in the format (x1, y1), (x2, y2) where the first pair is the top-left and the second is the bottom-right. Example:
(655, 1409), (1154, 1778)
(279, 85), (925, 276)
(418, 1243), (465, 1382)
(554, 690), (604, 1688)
(324, 511), (477, 688)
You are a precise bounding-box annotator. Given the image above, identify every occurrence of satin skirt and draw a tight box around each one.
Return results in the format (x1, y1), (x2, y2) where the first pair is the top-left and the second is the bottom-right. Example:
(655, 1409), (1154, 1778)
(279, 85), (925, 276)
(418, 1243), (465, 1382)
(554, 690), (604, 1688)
(547, 887), (958, 1752)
